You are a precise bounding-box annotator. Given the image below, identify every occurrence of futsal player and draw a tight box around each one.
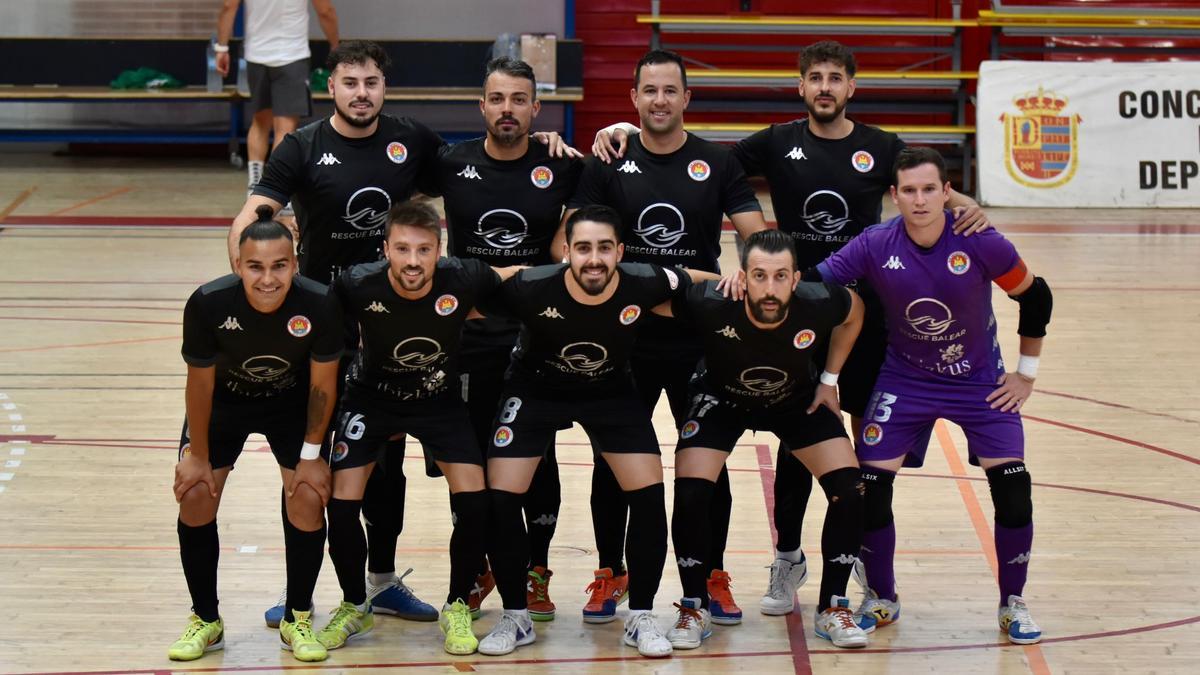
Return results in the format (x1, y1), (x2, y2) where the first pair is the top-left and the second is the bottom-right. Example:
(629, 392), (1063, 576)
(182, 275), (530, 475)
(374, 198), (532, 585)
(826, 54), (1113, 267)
(652, 229), (869, 649)
(169, 207), (342, 662)
(566, 49), (767, 626)
(814, 147), (1051, 644)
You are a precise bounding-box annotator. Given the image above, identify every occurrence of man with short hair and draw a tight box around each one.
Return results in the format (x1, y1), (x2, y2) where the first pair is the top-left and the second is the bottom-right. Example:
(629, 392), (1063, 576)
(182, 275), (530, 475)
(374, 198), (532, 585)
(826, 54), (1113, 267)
(169, 210), (342, 662)
(814, 146), (1051, 645)
(215, 0), (340, 192)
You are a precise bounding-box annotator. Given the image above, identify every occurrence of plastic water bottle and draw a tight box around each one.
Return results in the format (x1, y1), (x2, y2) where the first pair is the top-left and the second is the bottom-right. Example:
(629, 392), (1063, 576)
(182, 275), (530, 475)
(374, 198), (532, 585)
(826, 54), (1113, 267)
(206, 36), (221, 93)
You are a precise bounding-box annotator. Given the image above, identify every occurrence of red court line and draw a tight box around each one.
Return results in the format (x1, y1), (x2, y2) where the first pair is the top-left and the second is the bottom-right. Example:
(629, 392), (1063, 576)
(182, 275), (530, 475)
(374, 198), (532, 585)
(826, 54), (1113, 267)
(1024, 414), (1200, 466)
(1037, 389), (1199, 426)
(0, 186), (37, 223)
(0, 304), (183, 312)
(0, 215), (228, 227)
(48, 186), (133, 216)
(0, 315), (180, 326)
(0, 279), (200, 285)
(0, 334), (177, 354)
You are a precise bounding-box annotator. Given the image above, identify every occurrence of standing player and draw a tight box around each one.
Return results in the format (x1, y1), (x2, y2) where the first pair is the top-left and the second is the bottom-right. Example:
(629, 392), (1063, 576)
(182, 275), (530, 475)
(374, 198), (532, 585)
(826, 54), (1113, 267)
(815, 147), (1051, 644)
(169, 208), (342, 662)
(215, 0), (340, 193)
(475, 205), (715, 658)
(424, 56), (583, 621)
(228, 39), (443, 626)
(651, 229), (869, 649)
(567, 49), (767, 627)
(314, 202), (520, 656)
(595, 40), (991, 616)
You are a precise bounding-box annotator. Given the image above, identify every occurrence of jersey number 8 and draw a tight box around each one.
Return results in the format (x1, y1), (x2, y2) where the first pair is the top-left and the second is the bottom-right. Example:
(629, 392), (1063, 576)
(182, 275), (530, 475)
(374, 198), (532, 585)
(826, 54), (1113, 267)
(499, 397), (523, 424)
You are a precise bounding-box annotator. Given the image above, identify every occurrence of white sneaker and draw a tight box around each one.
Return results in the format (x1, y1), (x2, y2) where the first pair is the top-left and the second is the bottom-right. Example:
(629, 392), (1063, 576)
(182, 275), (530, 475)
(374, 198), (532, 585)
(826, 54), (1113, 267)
(814, 596), (869, 648)
(622, 610), (671, 658)
(477, 609), (535, 656)
(855, 586), (901, 628)
(760, 555), (808, 615)
(999, 595), (1042, 644)
(666, 597), (711, 650)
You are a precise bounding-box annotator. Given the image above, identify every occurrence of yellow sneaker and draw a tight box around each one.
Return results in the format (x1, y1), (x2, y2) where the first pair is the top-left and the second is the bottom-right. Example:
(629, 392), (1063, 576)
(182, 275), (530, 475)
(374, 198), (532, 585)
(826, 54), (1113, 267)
(317, 601), (374, 649)
(280, 609), (328, 662)
(439, 599), (479, 655)
(167, 614), (224, 661)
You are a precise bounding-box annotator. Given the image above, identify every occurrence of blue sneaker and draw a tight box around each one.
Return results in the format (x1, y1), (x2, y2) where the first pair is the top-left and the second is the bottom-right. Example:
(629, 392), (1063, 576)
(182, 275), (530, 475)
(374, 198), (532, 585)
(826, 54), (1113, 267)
(999, 595), (1042, 644)
(264, 587), (314, 628)
(367, 569), (437, 622)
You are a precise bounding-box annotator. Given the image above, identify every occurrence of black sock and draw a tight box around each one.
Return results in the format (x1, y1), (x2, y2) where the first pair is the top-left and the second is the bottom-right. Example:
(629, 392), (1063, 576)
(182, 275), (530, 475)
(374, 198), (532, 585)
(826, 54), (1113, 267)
(672, 477), (715, 608)
(487, 489), (529, 610)
(178, 519), (220, 622)
(448, 490), (489, 605)
(708, 466), (732, 572)
(590, 456), (628, 575)
(284, 511), (326, 622)
(524, 443), (561, 570)
(774, 444), (814, 553)
(363, 441), (406, 575)
(816, 467), (865, 612)
(326, 497), (367, 605)
(623, 483), (667, 611)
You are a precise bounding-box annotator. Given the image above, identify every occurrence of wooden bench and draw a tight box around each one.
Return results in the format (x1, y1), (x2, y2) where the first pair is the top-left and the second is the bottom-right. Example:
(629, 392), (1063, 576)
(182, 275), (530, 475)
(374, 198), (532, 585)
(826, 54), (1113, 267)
(979, 4), (1200, 58)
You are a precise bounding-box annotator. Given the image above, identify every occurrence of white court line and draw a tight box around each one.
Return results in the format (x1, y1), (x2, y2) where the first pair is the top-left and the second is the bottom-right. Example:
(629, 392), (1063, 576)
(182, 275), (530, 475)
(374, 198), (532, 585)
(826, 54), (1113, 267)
(2, 403), (15, 410)
(11, 425), (25, 432)
(0, 473), (13, 481)
(11, 448), (26, 456)
(8, 414), (21, 421)
(238, 546), (258, 553)
(5, 460), (19, 468)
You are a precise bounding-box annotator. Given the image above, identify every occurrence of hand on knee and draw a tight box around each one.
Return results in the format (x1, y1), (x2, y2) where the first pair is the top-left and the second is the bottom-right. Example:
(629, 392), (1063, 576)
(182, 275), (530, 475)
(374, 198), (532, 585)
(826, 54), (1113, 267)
(178, 483), (219, 526)
(286, 484), (325, 532)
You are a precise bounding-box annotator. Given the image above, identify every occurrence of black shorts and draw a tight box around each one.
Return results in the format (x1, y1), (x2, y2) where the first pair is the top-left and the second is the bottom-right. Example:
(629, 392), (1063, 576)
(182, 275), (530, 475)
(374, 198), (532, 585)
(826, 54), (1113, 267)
(247, 58), (312, 117)
(178, 394), (309, 470)
(328, 386), (482, 471)
(488, 378), (660, 458)
(675, 386), (848, 454)
(837, 291), (887, 419)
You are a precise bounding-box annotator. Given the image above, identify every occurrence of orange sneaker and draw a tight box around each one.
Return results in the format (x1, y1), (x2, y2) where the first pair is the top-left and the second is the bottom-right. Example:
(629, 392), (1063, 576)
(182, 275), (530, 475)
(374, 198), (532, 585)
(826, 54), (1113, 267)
(526, 566), (556, 621)
(582, 567), (628, 624)
(707, 569), (743, 625)
(468, 565), (496, 620)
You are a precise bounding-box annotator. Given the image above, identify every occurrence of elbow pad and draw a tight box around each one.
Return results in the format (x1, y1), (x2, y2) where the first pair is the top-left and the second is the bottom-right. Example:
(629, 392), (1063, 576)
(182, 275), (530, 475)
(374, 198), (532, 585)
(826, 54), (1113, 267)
(1011, 276), (1052, 338)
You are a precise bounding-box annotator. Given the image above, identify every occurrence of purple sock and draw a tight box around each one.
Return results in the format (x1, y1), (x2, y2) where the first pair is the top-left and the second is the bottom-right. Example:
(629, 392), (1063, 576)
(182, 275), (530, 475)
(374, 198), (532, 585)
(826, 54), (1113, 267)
(995, 522), (1033, 605)
(860, 523), (897, 601)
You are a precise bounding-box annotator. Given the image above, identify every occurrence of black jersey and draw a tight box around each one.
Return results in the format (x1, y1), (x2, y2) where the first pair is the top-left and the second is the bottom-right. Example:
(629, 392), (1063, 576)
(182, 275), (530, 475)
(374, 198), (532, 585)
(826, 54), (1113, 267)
(733, 119), (905, 270)
(490, 262), (685, 398)
(569, 131), (760, 273)
(673, 279), (851, 408)
(253, 114), (444, 285)
(182, 274), (343, 402)
(425, 137), (583, 361)
(334, 257), (500, 401)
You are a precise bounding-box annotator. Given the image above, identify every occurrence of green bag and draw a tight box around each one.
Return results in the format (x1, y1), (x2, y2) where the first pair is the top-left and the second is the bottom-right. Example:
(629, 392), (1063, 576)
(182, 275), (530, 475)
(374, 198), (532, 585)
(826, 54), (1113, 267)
(110, 67), (184, 90)
(310, 67), (331, 91)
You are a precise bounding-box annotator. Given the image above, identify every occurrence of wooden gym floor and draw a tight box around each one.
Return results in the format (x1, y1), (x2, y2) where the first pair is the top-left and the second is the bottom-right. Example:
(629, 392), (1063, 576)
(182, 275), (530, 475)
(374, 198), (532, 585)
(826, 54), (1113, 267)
(0, 153), (1198, 674)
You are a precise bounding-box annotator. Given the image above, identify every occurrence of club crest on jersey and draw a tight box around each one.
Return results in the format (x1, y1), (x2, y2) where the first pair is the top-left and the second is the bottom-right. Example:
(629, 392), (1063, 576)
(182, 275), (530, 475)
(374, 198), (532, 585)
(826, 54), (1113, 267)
(793, 329), (816, 349)
(851, 150), (875, 173)
(687, 160), (711, 181)
(435, 294), (459, 316)
(681, 420), (700, 439)
(530, 165), (554, 188)
(332, 441), (349, 463)
(386, 142), (408, 164)
(947, 251), (971, 275)
(494, 425), (514, 447)
(619, 305), (641, 325)
(863, 423), (883, 445)
(287, 315), (311, 337)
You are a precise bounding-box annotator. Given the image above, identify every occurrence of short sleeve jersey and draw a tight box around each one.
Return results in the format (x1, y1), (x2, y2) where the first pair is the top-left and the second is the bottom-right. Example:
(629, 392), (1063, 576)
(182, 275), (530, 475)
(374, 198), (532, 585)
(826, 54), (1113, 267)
(492, 262), (686, 398)
(334, 257), (500, 401)
(734, 120), (905, 270)
(181, 274), (343, 402)
(817, 212), (1021, 384)
(674, 280), (851, 407)
(253, 114), (444, 285)
(569, 132), (761, 273)
(425, 138), (583, 359)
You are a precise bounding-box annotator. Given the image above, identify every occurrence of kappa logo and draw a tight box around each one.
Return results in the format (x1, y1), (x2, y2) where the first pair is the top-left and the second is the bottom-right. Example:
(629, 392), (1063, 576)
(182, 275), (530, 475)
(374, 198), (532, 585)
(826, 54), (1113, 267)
(882, 256), (906, 270)
(828, 554), (859, 565)
(365, 301), (389, 313)
(617, 160), (642, 174)
(716, 325), (741, 340)
(905, 298), (956, 336)
(457, 165), (482, 180)
(530, 514), (557, 526)
(802, 190), (852, 235)
(676, 557), (704, 568)
(475, 208), (529, 249)
(316, 152), (341, 166)
(391, 337), (445, 369)
(557, 341), (609, 373)
(343, 186), (392, 231)
(785, 146), (807, 161)
(539, 307), (564, 319)
(218, 316), (243, 331)
(1007, 551), (1032, 565)
(738, 366), (789, 393)
(633, 202), (687, 248)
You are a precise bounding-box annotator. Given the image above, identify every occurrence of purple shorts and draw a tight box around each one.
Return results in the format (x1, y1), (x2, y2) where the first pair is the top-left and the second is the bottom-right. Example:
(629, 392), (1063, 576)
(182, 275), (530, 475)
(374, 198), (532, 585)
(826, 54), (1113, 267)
(857, 363), (1024, 468)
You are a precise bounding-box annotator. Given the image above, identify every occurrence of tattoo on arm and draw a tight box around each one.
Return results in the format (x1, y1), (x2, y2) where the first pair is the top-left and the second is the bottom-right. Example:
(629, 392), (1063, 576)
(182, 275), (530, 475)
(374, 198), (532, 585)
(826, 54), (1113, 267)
(306, 387), (329, 436)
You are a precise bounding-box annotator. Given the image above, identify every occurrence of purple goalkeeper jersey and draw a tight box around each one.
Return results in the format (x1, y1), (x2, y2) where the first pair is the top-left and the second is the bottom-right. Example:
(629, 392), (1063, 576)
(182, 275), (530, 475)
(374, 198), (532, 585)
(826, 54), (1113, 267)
(817, 211), (1020, 385)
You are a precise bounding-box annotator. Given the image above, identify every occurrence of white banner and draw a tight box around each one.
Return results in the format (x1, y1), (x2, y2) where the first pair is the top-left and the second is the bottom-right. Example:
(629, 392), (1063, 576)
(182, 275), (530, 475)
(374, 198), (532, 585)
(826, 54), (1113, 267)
(977, 61), (1200, 207)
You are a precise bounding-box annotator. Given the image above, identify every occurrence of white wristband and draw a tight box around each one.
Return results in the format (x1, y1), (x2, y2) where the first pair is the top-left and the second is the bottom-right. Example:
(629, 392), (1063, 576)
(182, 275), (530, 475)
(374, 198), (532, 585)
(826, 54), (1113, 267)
(819, 370), (839, 386)
(300, 442), (321, 461)
(213, 43), (230, 53)
(1016, 355), (1039, 380)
